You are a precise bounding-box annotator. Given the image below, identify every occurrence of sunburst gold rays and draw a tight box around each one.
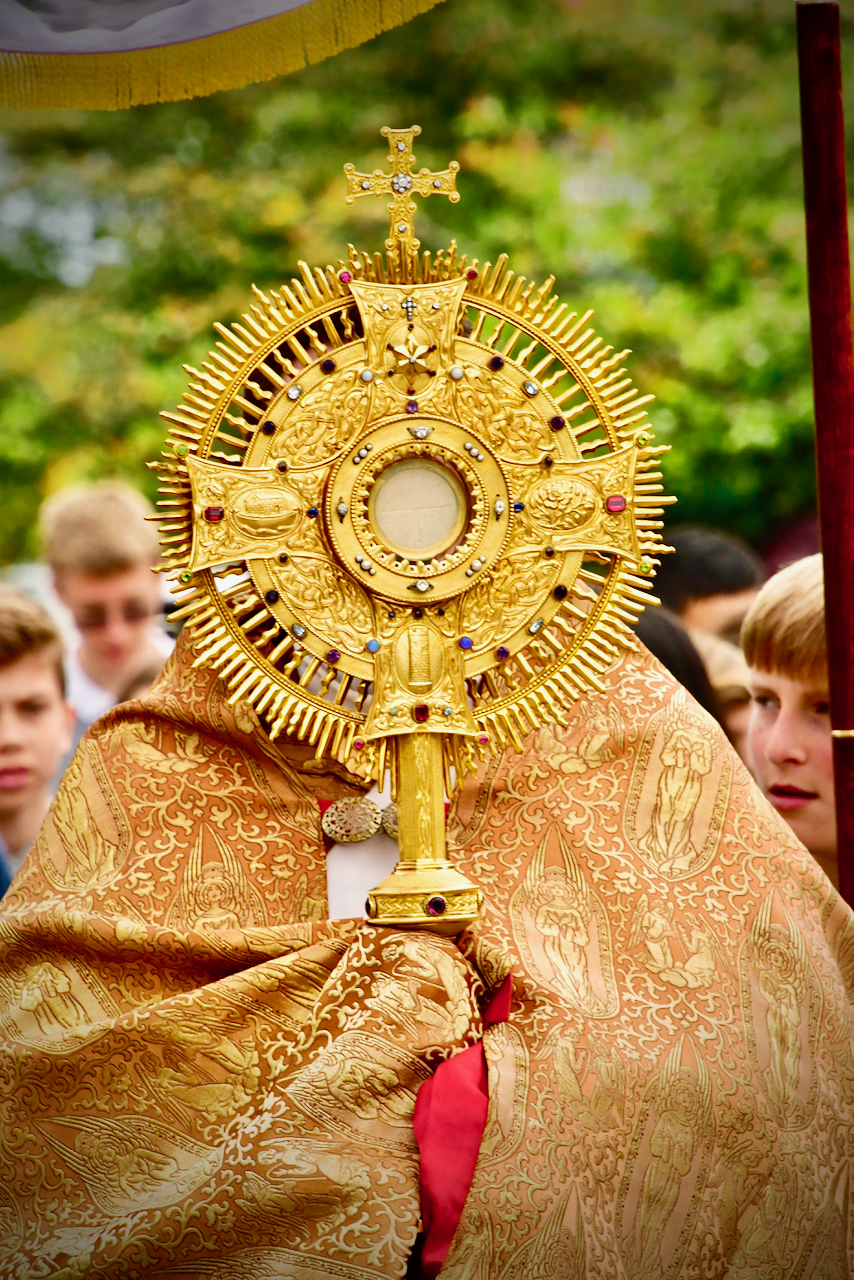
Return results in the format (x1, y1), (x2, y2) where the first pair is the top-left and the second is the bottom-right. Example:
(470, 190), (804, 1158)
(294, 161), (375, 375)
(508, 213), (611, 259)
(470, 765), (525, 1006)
(167, 567), (366, 767)
(153, 243), (671, 789)
(469, 559), (659, 751)
(463, 262), (663, 457)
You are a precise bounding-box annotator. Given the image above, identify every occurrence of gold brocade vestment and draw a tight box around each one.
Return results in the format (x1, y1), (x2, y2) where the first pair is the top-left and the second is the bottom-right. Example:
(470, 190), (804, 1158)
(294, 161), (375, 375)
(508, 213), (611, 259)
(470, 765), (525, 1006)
(1, 631), (853, 1278)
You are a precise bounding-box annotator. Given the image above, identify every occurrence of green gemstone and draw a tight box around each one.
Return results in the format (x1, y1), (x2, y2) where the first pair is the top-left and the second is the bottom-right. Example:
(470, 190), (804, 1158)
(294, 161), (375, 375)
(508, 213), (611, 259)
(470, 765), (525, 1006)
(636, 433), (650, 446)
(179, 570), (192, 583)
(639, 559), (653, 574)
(174, 442), (189, 457)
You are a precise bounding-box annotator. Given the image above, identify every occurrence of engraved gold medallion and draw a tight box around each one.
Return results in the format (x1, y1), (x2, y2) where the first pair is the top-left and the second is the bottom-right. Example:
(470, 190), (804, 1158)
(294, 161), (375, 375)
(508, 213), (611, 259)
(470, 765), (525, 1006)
(321, 797), (383, 844)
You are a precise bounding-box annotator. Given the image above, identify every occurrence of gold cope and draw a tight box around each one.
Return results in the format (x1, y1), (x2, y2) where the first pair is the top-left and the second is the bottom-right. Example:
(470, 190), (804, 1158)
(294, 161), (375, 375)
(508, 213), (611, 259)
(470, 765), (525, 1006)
(155, 125), (672, 933)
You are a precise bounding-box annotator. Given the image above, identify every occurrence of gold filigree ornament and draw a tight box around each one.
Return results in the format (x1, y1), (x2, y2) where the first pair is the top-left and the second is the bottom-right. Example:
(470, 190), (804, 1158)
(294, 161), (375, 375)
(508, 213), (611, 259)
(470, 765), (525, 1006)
(321, 796), (383, 844)
(153, 125), (674, 935)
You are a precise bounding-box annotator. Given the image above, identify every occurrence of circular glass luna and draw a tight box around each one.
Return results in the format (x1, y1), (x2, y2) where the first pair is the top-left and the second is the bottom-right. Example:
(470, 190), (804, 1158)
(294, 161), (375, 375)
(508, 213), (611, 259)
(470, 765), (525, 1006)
(368, 458), (469, 558)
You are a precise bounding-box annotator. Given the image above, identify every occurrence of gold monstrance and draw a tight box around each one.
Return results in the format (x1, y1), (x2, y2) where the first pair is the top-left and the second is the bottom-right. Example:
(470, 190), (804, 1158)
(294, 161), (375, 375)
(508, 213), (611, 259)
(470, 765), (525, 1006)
(154, 127), (671, 934)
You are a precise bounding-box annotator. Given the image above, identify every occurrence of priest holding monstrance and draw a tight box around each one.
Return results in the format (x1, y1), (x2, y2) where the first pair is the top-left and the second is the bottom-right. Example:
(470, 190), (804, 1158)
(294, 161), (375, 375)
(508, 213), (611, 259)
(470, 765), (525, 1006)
(1, 120), (853, 1280)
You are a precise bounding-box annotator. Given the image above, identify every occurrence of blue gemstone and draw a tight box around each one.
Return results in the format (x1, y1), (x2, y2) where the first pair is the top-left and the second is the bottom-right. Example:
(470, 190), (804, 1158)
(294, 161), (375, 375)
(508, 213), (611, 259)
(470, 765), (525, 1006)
(291, 624), (307, 639)
(513, 501), (525, 512)
(307, 507), (319, 518)
(366, 639), (381, 653)
(459, 636), (473, 651)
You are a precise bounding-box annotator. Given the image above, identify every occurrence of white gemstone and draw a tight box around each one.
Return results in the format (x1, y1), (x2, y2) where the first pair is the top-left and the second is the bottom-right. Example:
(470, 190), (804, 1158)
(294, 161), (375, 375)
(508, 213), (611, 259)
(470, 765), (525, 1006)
(523, 381), (539, 397)
(495, 500), (506, 516)
(365, 443), (372, 451)
(449, 367), (464, 381)
(360, 369), (374, 382)
(397, 142), (406, 151)
(432, 302), (440, 310)
(361, 180), (370, 190)
(415, 579), (430, 592)
(381, 304), (388, 311)
(337, 501), (347, 517)
(355, 555), (363, 564)
(362, 560), (372, 571)
(472, 560), (482, 570)
(433, 179), (442, 189)
(398, 223), (408, 233)
(369, 568), (376, 575)
(465, 569), (473, 577)
(287, 384), (302, 400)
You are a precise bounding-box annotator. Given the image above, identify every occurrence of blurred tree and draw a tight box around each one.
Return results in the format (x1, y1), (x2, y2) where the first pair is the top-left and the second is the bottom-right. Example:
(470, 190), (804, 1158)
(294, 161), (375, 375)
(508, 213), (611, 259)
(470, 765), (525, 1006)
(0, 0), (847, 562)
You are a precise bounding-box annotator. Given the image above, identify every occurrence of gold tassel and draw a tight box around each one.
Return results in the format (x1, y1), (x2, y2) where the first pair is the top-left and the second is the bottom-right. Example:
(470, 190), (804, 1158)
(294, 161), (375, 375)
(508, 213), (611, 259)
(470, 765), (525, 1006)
(0, 0), (445, 111)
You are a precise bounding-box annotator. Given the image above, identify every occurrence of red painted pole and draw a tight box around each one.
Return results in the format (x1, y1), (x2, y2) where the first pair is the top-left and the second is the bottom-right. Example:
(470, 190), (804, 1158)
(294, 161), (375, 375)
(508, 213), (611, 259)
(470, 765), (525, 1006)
(796, 1), (854, 903)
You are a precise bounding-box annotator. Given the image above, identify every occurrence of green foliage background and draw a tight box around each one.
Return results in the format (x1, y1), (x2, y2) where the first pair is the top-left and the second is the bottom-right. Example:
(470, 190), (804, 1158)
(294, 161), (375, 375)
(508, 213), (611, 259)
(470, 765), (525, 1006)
(0, 0), (849, 563)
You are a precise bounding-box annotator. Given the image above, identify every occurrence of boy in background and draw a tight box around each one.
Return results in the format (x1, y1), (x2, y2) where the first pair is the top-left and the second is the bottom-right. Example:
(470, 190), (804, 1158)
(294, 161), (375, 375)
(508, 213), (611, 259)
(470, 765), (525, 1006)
(742, 554), (836, 885)
(40, 482), (173, 745)
(0, 587), (73, 895)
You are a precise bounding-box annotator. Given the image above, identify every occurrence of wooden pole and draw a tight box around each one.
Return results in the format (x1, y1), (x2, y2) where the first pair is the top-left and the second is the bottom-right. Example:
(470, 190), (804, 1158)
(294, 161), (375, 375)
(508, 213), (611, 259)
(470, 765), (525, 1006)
(796, 0), (854, 903)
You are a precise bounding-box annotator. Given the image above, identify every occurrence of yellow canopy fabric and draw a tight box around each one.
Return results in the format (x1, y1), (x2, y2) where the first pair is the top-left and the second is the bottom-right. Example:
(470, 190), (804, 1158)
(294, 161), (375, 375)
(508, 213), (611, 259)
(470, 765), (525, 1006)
(0, 0), (444, 110)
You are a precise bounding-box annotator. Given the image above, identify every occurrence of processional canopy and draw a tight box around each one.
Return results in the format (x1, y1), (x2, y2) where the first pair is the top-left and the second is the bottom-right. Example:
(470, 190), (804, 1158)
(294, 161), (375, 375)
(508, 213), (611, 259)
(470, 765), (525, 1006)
(155, 126), (671, 933)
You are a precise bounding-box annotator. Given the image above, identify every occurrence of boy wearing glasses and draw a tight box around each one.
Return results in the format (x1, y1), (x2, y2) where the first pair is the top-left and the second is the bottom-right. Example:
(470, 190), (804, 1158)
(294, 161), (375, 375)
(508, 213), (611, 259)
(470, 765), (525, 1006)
(0, 587), (73, 895)
(40, 482), (173, 746)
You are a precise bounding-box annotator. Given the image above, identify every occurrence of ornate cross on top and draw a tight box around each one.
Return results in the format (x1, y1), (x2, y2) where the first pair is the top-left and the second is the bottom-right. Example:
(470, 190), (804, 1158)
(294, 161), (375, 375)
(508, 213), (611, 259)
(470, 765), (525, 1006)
(344, 125), (460, 264)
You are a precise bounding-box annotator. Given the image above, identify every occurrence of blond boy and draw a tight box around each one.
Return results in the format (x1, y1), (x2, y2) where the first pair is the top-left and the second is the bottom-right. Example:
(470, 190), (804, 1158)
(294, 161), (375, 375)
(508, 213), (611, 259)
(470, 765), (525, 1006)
(742, 554), (836, 884)
(0, 587), (73, 895)
(40, 482), (172, 743)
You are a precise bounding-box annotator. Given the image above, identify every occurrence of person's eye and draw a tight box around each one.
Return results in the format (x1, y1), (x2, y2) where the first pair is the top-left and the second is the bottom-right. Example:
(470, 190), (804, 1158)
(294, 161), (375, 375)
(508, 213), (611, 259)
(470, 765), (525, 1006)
(814, 699), (831, 717)
(752, 693), (778, 710)
(20, 700), (49, 716)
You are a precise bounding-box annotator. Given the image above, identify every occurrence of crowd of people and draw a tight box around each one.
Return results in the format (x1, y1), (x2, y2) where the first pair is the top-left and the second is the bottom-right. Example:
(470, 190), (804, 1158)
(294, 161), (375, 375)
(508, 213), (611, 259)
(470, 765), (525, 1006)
(0, 481), (174, 894)
(0, 489), (836, 895)
(637, 529), (835, 885)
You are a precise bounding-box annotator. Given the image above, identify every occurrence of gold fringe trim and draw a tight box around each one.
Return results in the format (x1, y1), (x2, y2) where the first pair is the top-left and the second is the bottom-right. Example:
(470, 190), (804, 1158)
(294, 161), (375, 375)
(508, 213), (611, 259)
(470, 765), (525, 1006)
(0, 0), (445, 110)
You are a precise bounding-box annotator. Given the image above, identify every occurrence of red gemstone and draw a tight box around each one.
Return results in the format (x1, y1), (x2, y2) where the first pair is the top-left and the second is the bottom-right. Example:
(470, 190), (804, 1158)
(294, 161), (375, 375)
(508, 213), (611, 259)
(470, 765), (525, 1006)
(605, 494), (627, 514)
(478, 735), (489, 745)
(466, 268), (478, 280)
(204, 506), (225, 522)
(413, 703), (430, 723)
(426, 896), (447, 917)
(339, 270), (353, 283)
(353, 738), (365, 750)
